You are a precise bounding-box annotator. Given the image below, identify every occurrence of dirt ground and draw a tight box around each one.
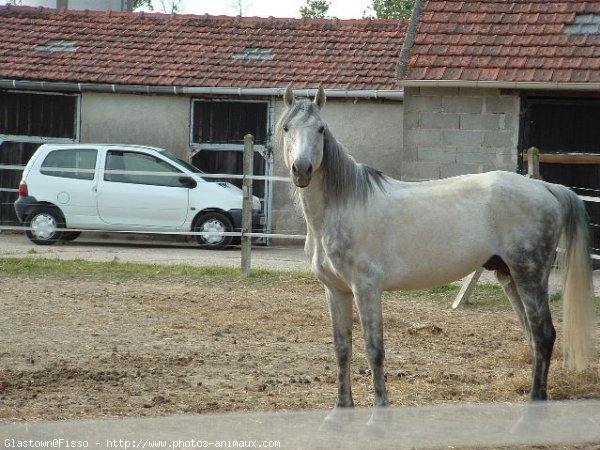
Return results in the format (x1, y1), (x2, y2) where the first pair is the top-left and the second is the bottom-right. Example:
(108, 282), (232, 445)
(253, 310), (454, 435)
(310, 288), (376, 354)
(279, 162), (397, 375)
(1, 270), (599, 423)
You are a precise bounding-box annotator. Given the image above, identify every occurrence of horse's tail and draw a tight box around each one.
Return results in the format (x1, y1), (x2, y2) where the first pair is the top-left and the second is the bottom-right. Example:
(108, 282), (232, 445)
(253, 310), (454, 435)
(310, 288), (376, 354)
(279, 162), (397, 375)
(551, 184), (596, 371)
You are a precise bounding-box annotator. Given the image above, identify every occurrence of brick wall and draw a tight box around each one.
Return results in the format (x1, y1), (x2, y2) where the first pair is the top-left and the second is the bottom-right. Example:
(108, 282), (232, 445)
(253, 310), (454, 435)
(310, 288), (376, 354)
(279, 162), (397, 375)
(401, 87), (520, 181)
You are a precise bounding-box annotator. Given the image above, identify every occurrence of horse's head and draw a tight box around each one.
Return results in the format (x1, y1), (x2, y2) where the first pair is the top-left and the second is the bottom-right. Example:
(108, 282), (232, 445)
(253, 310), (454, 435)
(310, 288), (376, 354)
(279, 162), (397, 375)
(278, 85), (327, 188)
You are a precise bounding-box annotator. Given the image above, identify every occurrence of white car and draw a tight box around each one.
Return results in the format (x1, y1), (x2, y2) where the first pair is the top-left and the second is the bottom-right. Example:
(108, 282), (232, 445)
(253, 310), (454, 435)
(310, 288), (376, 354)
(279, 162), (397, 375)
(14, 144), (263, 249)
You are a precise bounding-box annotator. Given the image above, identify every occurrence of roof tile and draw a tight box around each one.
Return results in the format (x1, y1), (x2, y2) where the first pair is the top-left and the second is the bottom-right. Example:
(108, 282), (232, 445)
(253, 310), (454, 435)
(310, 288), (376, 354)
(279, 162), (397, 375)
(401, 0), (600, 85)
(0, 6), (407, 91)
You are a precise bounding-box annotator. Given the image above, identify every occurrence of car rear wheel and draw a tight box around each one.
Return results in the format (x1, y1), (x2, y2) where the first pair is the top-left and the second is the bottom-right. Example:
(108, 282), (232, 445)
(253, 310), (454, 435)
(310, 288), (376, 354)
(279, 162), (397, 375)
(193, 212), (233, 250)
(25, 206), (65, 245)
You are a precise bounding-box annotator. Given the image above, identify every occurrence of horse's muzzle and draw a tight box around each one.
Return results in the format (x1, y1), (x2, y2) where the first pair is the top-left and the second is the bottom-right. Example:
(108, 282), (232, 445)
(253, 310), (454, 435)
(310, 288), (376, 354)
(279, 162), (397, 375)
(291, 159), (313, 188)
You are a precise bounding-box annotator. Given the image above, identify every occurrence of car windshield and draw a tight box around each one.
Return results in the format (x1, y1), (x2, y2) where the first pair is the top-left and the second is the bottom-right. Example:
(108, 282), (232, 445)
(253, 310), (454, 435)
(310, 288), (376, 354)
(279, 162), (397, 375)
(159, 150), (204, 174)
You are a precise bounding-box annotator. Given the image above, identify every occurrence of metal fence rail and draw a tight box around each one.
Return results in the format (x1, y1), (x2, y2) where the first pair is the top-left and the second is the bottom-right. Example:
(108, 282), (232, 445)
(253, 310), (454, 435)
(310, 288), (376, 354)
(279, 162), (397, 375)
(3, 145), (600, 274)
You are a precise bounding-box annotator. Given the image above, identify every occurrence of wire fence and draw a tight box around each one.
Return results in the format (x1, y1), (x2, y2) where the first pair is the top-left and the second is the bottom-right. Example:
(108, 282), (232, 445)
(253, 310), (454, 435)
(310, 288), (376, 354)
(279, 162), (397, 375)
(2, 162), (600, 258)
(0, 163), (305, 241)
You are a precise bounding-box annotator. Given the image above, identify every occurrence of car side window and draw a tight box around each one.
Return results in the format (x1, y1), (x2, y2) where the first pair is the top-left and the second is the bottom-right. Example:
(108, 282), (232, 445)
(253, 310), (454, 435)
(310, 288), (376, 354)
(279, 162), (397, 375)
(104, 151), (184, 187)
(40, 149), (97, 180)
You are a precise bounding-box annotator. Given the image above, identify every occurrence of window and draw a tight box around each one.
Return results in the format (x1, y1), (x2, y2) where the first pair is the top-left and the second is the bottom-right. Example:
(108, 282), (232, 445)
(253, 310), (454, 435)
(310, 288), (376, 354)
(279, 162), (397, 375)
(191, 100), (269, 198)
(105, 151), (184, 187)
(0, 91), (78, 139)
(523, 97), (600, 155)
(192, 101), (268, 145)
(41, 149), (97, 180)
(191, 150), (267, 196)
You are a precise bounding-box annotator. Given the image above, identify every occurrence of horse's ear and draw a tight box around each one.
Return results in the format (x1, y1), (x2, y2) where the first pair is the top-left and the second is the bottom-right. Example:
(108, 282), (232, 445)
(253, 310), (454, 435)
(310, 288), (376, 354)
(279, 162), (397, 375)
(283, 84), (295, 108)
(314, 85), (326, 110)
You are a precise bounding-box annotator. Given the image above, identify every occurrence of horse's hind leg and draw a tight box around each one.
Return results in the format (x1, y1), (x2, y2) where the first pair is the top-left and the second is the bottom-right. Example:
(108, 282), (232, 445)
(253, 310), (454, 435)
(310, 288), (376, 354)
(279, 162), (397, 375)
(325, 286), (355, 407)
(512, 276), (556, 401)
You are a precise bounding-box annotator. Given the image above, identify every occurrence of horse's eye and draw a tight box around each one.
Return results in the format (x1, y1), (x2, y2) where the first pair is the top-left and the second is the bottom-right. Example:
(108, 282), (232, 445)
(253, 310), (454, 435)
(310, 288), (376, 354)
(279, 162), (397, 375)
(283, 125), (289, 132)
(318, 126), (325, 134)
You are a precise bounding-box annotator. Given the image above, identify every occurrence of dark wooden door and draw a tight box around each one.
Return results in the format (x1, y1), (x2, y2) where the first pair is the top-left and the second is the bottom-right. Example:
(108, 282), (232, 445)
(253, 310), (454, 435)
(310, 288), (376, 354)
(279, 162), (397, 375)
(0, 142), (40, 225)
(521, 96), (600, 257)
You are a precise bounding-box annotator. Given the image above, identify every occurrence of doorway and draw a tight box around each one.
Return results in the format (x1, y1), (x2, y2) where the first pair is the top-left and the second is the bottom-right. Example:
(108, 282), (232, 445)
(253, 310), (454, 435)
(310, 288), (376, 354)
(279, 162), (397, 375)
(520, 95), (600, 257)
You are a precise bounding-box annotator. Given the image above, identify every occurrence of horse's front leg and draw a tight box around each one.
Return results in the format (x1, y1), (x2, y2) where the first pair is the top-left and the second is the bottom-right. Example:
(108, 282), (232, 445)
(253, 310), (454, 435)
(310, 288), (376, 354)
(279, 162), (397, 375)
(325, 285), (354, 407)
(353, 285), (389, 407)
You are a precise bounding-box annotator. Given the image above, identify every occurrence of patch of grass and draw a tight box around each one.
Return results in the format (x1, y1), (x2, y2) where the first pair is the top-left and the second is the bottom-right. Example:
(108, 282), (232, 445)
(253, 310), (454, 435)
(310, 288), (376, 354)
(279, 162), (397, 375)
(0, 257), (316, 287)
(551, 290), (600, 315)
(385, 284), (458, 300)
(462, 283), (508, 310)
(427, 284), (460, 294)
(2, 257), (598, 313)
(386, 282), (510, 311)
(410, 282), (600, 313)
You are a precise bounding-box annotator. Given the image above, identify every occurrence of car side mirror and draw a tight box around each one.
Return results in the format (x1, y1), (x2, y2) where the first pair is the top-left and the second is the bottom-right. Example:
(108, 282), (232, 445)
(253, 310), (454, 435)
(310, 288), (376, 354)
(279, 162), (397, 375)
(179, 176), (197, 189)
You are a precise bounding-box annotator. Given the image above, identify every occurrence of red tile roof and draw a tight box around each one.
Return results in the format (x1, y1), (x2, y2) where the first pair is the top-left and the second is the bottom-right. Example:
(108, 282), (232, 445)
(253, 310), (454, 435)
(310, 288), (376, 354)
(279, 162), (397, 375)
(399, 0), (600, 85)
(0, 6), (408, 91)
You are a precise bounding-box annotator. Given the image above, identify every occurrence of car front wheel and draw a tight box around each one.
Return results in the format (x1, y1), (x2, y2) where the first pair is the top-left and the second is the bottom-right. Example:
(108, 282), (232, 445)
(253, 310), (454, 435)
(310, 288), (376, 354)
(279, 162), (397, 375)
(193, 212), (233, 250)
(25, 206), (65, 245)
(61, 231), (81, 242)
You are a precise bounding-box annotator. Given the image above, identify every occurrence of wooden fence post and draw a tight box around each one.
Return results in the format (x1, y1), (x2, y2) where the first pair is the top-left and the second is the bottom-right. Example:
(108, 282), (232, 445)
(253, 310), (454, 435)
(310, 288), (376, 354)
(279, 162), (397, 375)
(527, 146), (541, 180)
(241, 134), (254, 278)
(452, 267), (484, 309)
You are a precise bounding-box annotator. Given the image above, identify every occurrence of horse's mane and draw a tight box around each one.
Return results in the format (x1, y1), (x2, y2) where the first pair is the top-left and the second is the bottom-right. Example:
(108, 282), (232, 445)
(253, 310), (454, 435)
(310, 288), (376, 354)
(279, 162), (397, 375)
(321, 127), (387, 204)
(275, 99), (387, 206)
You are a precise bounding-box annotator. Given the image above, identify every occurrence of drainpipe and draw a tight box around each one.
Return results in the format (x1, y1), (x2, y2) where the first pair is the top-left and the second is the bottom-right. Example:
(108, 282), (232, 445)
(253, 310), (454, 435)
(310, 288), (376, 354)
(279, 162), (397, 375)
(0, 79), (405, 101)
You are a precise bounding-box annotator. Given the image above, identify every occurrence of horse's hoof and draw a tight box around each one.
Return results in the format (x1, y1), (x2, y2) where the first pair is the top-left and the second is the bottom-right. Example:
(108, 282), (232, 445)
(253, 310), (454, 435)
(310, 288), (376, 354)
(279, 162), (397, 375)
(364, 410), (389, 438)
(319, 407), (359, 433)
(335, 400), (355, 408)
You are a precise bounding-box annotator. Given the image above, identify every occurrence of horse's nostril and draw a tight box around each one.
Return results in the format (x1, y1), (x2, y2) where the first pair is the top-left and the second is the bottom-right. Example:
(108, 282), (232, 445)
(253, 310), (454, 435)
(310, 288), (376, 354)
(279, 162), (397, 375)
(292, 160), (312, 179)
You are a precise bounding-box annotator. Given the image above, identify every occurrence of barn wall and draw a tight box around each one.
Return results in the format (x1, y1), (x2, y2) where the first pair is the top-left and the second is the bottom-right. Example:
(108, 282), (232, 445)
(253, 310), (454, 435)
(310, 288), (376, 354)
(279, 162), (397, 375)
(80, 92), (191, 159)
(270, 97), (404, 237)
(321, 99), (404, 180)
(401, 87), (520, 181)
(80, 91), (404, 239)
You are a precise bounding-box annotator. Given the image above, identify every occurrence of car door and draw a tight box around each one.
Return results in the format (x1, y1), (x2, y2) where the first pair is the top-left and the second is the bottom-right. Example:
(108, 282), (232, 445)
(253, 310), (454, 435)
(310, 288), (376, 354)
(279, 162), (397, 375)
(96, 149), (190, 228)
(37, 148), (100, 227)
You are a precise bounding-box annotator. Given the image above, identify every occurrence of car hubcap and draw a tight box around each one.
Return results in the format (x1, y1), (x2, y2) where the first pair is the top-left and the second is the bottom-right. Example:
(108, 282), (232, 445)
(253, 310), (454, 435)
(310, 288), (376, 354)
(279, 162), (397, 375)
(200, 219), (226, 245)
(30, 214), (57, 240)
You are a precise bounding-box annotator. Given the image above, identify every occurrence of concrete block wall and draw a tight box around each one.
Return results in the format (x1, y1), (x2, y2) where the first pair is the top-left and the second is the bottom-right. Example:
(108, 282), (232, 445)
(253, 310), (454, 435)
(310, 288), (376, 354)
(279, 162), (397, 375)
(401, 87), (520, 181)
